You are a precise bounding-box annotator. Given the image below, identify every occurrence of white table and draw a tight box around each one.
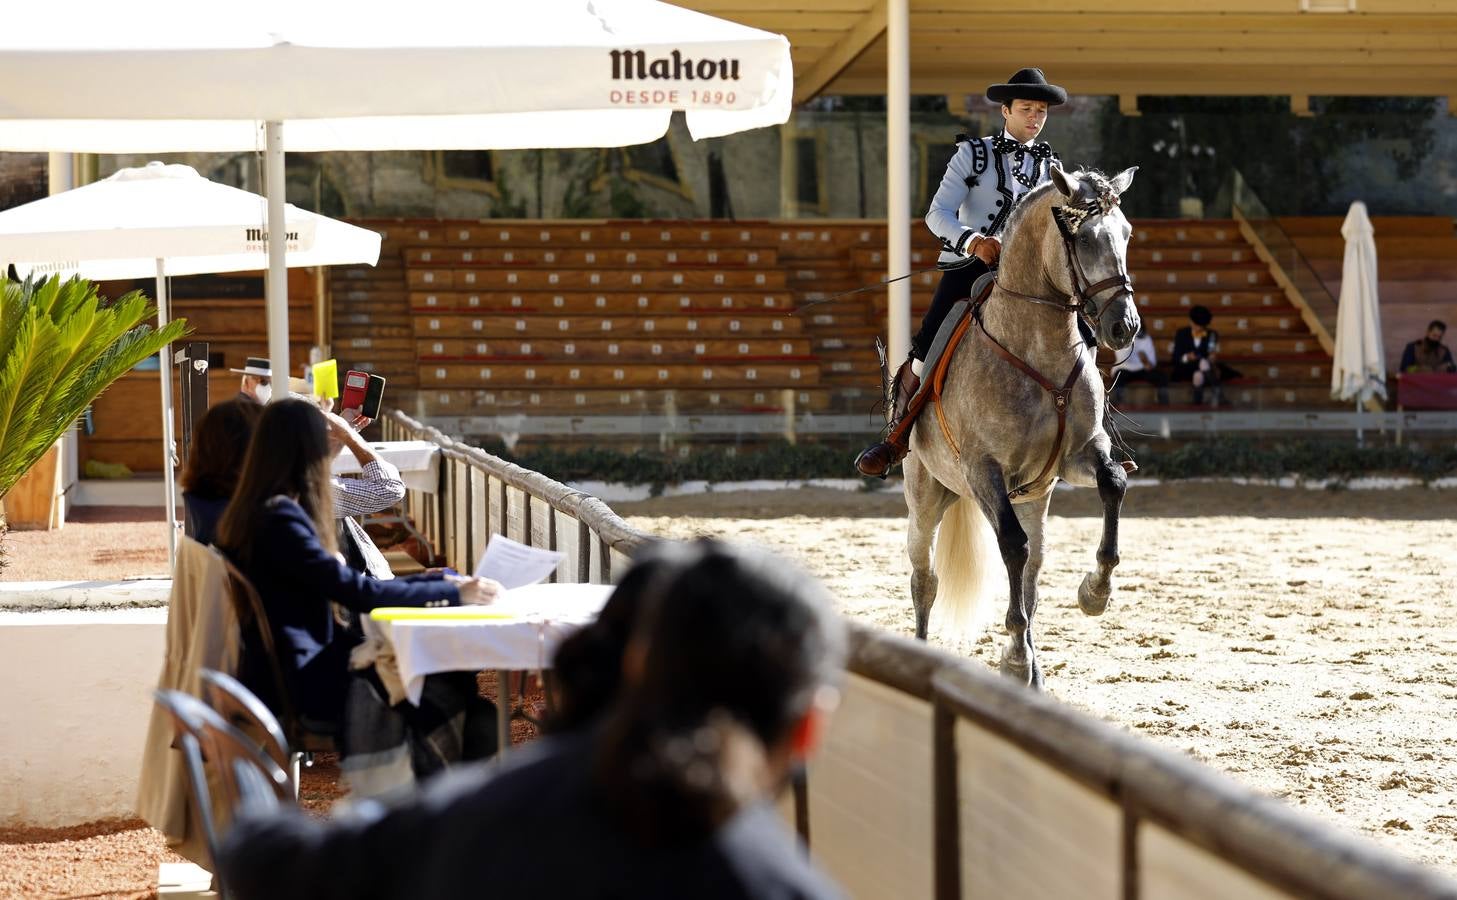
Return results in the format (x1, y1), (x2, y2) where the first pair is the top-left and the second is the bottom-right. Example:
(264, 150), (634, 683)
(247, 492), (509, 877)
(334, 440), (442, 558)
(369, 582), (613, 758)
(332, 440), (440, 493)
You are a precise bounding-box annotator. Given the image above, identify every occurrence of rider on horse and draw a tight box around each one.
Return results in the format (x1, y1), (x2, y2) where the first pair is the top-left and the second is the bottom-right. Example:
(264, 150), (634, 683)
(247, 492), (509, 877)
(855, 67), (1067, 479)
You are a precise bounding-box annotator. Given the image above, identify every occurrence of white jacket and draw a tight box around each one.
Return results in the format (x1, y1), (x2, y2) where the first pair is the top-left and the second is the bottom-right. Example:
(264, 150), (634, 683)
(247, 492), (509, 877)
(926, 130), (1058, 267)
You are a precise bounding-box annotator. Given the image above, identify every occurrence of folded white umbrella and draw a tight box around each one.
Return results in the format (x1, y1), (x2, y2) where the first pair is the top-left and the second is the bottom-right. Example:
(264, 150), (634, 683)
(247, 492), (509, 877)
(0, 0), (794, 419)
(1330, 200), (1385, 443)
(0, 161), (383, 566)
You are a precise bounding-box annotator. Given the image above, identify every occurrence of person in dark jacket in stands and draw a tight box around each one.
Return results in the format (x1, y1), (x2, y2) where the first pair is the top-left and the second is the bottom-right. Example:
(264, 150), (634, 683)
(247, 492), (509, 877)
(1171, 304), (1237, 406)
(214, 399), (499, 729)
(219, 539), (848, 900)
(180, 399), (262, 546)
(1399, 320), (1456, 373)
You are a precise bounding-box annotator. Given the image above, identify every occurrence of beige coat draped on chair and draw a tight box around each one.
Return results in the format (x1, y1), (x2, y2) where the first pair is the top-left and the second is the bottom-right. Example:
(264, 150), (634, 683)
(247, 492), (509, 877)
(135, 536), (238, 865)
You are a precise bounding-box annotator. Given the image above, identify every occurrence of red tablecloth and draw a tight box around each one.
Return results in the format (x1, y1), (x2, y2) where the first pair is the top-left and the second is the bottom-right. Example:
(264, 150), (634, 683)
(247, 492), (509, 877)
(1397, 373), (1457, 410)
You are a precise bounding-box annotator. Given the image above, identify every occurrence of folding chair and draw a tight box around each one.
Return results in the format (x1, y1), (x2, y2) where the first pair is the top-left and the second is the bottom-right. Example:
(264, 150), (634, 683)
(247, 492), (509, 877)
(199, 668), (293, 792)
(195, 710), (294, 819)
(152, 689), (223, 874)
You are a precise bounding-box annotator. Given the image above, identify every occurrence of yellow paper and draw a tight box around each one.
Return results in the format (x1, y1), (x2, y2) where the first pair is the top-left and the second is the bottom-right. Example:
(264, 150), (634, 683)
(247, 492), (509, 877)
(312, 359), (339, 398)
(370, 607), (515, 622)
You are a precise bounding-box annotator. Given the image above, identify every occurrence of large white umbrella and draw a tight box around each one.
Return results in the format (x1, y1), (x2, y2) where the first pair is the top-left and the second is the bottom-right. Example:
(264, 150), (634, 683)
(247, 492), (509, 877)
(1330, 200), (1385, 444)
(0, 161), (383, 566)
(0, 0), (794, 395)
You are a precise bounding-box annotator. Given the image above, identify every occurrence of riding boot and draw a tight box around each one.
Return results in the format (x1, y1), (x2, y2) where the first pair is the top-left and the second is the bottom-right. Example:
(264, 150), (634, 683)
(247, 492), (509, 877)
(855, 358), (922, 478)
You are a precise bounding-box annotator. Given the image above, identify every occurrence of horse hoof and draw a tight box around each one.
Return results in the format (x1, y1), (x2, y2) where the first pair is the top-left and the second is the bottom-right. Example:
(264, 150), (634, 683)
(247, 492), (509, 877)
(999, 650), (1033, 687)
(1078, 572), (1111, 617)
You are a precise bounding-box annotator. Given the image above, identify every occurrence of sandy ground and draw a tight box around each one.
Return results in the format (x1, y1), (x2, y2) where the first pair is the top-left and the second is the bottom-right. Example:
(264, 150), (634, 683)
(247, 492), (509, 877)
(618, 483), (1457, 876)
(1, 507), (172, 582)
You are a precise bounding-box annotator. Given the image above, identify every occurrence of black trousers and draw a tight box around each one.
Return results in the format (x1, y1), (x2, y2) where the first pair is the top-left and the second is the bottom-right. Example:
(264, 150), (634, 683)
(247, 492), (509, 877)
(911, 260), (989, 361)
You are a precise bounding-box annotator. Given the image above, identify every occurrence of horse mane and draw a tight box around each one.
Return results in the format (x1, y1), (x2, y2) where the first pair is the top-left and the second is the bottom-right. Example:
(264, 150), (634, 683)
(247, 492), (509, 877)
(1001, 168), (1117, 248)
(999, 179), (1060, 246)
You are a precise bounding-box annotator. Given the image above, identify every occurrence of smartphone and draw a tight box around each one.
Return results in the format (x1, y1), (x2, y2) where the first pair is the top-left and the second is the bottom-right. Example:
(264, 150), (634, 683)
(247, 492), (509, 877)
(340, 369), (369, 412)
(361, 374), (387, 420)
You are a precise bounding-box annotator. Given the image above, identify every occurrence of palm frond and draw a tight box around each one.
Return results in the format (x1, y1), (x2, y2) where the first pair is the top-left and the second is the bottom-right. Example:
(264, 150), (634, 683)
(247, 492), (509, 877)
(0, 276), (190, 499)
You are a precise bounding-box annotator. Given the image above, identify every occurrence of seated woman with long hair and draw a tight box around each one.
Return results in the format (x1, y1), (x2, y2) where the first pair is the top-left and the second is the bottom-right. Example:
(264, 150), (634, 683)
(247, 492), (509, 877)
(215, 399), (497, 731)
(221, 538), (848, 900)
(179, 398), (262, 546)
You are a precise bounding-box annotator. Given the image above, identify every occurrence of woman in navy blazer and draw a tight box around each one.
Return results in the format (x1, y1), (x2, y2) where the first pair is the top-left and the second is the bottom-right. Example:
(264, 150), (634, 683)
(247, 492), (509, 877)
(216, 399), (496, 727)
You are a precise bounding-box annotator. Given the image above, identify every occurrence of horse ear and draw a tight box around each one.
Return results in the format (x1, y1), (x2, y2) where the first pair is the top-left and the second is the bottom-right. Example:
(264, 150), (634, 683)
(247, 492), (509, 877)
(1049, 163), (1076, 197)
(1110, 166), (1138, 195)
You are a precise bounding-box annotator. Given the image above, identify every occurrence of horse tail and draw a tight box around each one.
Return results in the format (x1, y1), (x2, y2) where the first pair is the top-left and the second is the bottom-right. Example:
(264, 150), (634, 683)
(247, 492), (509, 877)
(930, 498), (1003, 639)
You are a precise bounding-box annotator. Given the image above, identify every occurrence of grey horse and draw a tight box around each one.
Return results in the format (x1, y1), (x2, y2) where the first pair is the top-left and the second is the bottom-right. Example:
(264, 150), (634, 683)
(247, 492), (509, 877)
(901, 164), (1140, 690)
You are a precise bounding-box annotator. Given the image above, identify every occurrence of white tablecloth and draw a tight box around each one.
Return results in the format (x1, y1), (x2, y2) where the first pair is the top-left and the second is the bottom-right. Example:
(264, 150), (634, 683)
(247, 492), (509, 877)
(374, 582), (613, 705)
(332, 440), (440, 493)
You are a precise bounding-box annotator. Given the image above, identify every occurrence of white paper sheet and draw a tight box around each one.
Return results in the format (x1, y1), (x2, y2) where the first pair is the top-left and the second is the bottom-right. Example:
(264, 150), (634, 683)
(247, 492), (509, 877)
(473, 534), (564, 589)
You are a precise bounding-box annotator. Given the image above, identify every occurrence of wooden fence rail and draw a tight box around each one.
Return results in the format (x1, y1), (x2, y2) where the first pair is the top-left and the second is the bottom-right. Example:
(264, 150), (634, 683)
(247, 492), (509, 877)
(382, 409), (1457, 900)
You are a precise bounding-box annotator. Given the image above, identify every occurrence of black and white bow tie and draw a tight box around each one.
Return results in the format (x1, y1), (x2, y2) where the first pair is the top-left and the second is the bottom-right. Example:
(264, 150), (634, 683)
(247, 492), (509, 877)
(991, 134), (1053, 162)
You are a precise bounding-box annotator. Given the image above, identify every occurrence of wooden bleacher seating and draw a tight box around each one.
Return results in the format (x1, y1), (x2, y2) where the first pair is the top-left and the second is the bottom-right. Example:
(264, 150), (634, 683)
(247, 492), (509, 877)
(323, 216), (1348, 434)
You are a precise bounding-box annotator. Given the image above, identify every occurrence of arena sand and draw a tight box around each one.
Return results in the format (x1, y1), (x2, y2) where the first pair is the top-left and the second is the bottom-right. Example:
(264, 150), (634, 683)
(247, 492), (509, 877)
(619, 482), (1457, 875)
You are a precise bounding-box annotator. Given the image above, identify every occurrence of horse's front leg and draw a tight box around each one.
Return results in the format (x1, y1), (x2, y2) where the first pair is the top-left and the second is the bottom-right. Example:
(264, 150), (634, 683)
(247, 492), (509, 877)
(1075, 446), (1126, 616)
(966, 458), (1033, 686)
(1012, 493), (1053, 689)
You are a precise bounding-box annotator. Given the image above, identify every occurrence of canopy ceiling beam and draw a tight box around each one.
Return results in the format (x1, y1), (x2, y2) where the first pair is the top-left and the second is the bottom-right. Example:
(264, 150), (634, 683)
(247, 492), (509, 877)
(792, 0), (889, 103)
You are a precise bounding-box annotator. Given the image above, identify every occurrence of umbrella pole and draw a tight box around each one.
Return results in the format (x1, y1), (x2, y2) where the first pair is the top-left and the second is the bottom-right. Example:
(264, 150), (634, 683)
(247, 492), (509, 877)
(264, 120), (289, 400)
(156, 259), (177, 570)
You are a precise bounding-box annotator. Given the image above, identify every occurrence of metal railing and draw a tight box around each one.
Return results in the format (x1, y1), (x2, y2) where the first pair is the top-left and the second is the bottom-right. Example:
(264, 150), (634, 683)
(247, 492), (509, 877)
(383, 408), (1457, 900)
(1231, 169), (1341, 356)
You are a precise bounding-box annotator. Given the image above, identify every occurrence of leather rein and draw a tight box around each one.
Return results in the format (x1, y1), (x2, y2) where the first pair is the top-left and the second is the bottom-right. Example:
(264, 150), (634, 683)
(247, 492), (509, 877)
(980, 203), (1133, 500)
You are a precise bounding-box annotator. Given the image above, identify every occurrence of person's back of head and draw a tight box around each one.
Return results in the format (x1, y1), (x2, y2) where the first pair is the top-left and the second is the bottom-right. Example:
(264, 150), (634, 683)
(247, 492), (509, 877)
(548, 539), (692, 735)
(216, 398), (337, 566)
(594, 538), (846, 845)
(180, 399), (263, 500)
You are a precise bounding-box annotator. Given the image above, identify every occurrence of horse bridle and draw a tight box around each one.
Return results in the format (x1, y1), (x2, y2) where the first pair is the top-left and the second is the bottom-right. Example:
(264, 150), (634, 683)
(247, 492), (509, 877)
(994, 197), (1133, 334)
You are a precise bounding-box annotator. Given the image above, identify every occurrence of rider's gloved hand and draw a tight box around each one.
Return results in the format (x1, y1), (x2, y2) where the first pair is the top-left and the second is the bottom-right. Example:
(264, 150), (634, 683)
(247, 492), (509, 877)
(969, 235), (1001, 266)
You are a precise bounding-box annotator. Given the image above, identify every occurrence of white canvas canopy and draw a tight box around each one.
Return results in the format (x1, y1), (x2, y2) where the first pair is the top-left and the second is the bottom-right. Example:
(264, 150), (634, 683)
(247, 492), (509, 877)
(0, 161), (383, 565)
(1330, 200), (1385, 443)
(0, 0), (794, 420)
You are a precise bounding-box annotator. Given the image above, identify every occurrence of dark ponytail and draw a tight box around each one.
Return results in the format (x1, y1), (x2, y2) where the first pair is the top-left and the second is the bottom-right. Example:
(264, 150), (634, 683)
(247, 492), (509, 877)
(593, 539), (845, 845)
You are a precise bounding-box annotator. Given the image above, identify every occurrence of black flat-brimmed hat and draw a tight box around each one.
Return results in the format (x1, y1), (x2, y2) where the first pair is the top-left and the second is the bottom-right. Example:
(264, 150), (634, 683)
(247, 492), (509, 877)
(986, 68), (1067, 106)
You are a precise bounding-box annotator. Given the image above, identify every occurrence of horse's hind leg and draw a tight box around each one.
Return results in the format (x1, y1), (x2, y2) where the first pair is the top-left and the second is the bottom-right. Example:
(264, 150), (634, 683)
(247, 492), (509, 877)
(905, 457), (956, 640)
(1070, 445), (1127, 616)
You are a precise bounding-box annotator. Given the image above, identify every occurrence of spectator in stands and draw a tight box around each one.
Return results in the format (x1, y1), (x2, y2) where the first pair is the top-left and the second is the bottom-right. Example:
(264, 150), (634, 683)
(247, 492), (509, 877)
(214, 399), (499, 733)
(1171, 305), (1228, 406)
(231, 357), (273, 404)
(1111, 322), (1169, 406)
(219, 539), (848, 900)
(179, 399), (263, 546)
(1399, 320), (1456, 373)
